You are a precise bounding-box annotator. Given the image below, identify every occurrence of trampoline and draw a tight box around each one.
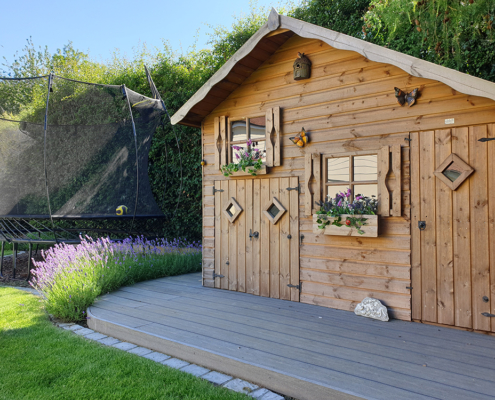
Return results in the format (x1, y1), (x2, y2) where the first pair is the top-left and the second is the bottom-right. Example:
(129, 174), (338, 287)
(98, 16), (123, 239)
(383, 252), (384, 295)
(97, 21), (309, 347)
(0, 70), (172, 280)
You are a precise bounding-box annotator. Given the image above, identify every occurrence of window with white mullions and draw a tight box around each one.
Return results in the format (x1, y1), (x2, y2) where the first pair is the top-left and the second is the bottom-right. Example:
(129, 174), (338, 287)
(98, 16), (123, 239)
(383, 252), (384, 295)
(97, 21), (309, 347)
(228, 116), (266, 164)
(325, 154), (378, 200)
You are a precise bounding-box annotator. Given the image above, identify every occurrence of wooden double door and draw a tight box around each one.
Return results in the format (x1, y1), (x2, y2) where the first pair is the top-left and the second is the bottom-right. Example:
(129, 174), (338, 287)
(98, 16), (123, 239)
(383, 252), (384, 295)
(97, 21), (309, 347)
(411, 124), (495, 332)
(214, 177), (300, 301)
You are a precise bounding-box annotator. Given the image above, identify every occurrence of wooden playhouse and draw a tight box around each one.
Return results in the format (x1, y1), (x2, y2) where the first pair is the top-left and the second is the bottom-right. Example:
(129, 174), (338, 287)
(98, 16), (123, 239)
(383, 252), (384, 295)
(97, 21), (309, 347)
(171, 9), (495, 334)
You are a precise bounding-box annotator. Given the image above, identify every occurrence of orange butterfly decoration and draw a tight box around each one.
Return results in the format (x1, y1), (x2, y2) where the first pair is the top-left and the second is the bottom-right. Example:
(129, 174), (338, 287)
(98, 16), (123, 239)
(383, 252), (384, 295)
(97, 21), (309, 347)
(290, 128), (309, 147)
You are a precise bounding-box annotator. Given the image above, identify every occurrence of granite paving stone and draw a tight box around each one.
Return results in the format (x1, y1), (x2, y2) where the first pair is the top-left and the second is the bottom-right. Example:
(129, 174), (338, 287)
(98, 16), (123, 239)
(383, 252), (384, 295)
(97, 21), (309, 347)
(74, 328), (94, 336)
(249, 389), (269, 399)
(142, 352), (171, 363)
(180, 364), (210, 377)
(223, 379), (258, 394)
(97, 337), (120, 346)
(84, 332), (108, 341)
(66, 324), (84, 331)
(113, 342), (137, 351)
(127, 347), (153, 356)
(259, 391), (285, 400)
(202, 371), (233, 386)
(161, 358), (190, 369)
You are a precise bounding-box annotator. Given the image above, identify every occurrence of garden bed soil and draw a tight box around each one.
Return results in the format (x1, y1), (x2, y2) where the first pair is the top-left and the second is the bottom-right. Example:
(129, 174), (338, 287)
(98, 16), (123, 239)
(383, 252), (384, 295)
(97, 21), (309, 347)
(0, 252), (44, 287)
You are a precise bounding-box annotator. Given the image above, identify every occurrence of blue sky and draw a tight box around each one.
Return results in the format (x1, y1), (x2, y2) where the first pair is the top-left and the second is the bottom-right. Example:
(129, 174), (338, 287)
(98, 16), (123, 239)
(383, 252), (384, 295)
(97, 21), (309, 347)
(0, 0), (292, 67)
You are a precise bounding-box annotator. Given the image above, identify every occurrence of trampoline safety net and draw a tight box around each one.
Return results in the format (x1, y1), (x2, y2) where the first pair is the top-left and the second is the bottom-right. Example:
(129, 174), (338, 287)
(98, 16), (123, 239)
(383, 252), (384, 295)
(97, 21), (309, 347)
(0, 73), (166, 246)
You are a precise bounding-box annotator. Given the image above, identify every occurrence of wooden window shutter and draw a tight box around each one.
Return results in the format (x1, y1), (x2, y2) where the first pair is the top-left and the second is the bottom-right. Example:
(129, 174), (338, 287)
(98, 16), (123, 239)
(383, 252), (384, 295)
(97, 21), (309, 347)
(214, 116), (228, 170)
(265, 107), (281, 167)
(305, 153), (321, 216)
(378, 144), (402, 217)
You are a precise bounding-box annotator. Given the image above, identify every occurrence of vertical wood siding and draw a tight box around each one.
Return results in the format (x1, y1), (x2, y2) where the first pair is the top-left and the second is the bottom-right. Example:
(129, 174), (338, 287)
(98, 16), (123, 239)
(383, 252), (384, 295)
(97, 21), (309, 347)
(200, 34), (495, 322)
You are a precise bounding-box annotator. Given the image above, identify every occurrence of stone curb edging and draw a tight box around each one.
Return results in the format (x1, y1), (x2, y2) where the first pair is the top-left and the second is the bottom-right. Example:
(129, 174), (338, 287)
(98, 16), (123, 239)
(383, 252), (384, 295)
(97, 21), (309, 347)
(58, 322), (285, 400)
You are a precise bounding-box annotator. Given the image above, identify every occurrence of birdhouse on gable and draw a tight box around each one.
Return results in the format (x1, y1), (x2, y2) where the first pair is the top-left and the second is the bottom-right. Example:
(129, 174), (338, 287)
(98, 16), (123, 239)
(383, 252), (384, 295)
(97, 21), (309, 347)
(293, 52), (312, 80)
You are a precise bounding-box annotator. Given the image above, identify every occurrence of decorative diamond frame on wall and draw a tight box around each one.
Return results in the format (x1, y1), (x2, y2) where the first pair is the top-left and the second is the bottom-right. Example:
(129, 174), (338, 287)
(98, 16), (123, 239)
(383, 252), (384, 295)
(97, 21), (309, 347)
(433, 153), (474, 191)
(223, 197), (243, 223)
(262, 197), (286, 225)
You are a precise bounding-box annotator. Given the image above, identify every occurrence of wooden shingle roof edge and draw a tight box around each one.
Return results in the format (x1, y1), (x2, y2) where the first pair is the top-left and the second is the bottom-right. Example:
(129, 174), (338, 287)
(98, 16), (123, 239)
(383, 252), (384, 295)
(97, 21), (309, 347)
(171, 8), (495, 127)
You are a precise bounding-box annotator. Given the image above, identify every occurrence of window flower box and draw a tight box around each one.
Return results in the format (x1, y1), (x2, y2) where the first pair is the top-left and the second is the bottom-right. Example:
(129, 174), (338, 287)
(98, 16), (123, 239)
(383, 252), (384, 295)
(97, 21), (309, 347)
(312, 213), (378, 237)
(228, 164), (267, 177)
(313, 188), (378, 237)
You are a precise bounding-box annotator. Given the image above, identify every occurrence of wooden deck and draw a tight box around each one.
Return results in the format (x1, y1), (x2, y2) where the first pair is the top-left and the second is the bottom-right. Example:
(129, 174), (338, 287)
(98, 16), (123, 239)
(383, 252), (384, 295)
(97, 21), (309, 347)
(88, 273), (495, 400)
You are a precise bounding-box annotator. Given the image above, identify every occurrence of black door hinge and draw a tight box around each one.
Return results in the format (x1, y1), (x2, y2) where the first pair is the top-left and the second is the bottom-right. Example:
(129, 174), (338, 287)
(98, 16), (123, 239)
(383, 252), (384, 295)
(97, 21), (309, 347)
(478, 138), (495, 142)
(286, 185), (300, 193)
(405, 138), (412, 142)
(213, 273), (225, 279)
(481, 312), (495, 317)
(406, 286), (413, 290)
(213, 187), (224, 195)
(287, 282), (302, 292)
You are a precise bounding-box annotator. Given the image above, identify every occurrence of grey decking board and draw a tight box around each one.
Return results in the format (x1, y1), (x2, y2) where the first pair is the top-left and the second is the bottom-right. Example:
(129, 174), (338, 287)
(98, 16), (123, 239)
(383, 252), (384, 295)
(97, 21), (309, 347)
(89, 274), (495, 400)
(133, 280), (495, 358)
(110, 289), (179, 306)
(141, 277), (495, 345)
(96, 294), (147, 308)
(136, 302), (495, 395)
(142, 296), (495, 382)
(162, 295), (495, 371)
(90, 301), (492, 399)
(147, 276), (495, 344)
(94, 293), (493, 378)
(89, 307), (154, 329)
(140, 322), (432, 400)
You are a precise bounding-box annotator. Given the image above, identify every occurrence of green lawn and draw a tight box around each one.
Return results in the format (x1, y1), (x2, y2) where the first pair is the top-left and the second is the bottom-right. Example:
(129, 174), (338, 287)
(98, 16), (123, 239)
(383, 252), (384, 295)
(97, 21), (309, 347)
(0, 287), (248, 400)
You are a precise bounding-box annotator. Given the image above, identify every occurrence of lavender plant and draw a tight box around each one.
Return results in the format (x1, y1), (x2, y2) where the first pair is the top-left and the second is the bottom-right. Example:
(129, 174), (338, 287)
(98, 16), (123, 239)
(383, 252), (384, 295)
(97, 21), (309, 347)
(221, 139), (264, 176)
(315, 189), (378, 235)
(30, 236), (202, 322)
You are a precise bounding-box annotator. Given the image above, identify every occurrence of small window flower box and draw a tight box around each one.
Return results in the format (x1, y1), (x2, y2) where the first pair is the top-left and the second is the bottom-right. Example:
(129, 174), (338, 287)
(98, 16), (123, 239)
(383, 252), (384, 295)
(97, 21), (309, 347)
(312, 213), (378, 237)
(229, 164), (267, 177)
(313, 188), (378, 237)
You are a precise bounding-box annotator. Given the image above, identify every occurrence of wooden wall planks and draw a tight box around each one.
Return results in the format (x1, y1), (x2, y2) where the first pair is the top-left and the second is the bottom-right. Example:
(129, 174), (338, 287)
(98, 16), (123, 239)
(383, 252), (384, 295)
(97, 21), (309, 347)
(199, 34), (495, 326)
(410, 125), (495, 333)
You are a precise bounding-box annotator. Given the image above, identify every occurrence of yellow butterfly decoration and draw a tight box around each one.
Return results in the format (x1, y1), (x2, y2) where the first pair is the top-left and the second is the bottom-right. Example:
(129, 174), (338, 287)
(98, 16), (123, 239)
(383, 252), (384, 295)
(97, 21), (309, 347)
(290, 128), (309, 148)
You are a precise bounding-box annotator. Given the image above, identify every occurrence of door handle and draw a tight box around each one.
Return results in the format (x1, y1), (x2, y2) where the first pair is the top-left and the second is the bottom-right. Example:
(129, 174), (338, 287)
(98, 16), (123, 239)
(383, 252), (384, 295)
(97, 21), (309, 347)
(249, 229), (259, 240)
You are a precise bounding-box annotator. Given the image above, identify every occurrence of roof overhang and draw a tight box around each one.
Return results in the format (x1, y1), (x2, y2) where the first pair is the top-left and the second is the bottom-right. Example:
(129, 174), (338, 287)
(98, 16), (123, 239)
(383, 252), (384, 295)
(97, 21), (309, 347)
(172, 8), (495, 127)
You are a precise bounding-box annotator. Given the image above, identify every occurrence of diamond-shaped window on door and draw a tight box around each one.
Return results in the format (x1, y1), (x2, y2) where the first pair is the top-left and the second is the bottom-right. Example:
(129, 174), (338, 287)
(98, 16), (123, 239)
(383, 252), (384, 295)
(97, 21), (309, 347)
(433, 153), (474, 191)
(223, 197), (243, 223)
(263, 197), (286, 225)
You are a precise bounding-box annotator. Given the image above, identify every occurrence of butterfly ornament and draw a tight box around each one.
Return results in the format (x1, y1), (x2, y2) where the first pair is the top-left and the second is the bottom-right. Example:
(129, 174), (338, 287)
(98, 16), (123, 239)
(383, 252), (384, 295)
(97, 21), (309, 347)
(394, 87), (420, 107)
(290, 128), (309, 147)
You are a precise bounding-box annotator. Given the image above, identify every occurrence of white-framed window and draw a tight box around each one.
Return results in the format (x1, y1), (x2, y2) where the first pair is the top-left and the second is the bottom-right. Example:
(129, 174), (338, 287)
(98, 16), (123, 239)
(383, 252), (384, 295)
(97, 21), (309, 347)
(228, 116), (267, 164)
(324, 154), (378, 200)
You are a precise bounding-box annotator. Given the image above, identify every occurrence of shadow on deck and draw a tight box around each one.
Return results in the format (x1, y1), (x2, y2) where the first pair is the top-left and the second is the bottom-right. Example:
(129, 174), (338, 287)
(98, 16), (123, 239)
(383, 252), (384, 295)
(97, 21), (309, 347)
(88, 272), (495, 400)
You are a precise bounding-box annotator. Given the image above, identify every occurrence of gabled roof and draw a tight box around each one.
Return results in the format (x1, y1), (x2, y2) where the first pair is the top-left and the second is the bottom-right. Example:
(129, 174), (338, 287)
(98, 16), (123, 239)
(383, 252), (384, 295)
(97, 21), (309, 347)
(172, 9), (495, 127)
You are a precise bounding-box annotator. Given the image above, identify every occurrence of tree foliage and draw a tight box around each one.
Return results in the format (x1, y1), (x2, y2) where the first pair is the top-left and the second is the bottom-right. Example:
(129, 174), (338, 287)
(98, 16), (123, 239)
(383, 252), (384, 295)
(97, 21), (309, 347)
(1, 1), (494, 241)
(363, 0), (495, 81)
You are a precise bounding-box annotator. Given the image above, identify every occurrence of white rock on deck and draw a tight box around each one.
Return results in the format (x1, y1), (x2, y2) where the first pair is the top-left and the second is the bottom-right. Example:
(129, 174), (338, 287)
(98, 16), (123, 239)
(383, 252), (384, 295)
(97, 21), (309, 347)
(354, 297), (389, 321)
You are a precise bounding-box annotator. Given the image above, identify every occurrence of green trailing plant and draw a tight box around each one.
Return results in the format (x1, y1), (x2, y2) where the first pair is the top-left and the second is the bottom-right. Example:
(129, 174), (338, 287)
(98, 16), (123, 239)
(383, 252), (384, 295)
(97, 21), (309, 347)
(315, 188), (377, 234)
(221, 139), (264, 176)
